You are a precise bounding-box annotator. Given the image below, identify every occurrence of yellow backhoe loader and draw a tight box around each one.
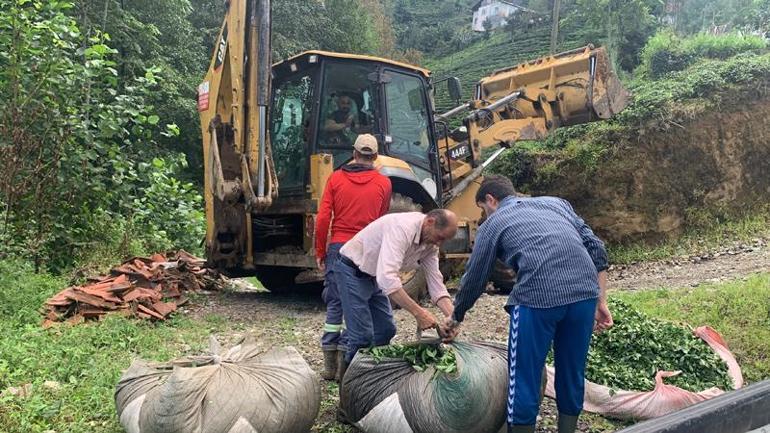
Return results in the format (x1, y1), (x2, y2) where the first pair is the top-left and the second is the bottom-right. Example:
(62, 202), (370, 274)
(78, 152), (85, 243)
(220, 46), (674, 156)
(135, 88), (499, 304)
(198, 0), (629, 295)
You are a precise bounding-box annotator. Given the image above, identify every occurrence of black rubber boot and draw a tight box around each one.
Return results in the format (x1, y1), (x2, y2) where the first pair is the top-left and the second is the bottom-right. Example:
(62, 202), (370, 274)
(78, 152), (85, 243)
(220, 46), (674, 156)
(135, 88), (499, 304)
(321, 348), (338, 380)
(335, 358), (351, 425)
(557, 414), (579, 433)
(334, 349), (347, 383)
(508, 424), (536, 433)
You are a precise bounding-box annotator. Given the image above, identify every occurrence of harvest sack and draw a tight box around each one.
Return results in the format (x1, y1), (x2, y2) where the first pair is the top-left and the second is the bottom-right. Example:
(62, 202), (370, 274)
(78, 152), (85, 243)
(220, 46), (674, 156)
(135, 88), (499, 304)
(545, 326), (744, 420)
(115, 337), (321, 433)
(340, 341), (509, 433)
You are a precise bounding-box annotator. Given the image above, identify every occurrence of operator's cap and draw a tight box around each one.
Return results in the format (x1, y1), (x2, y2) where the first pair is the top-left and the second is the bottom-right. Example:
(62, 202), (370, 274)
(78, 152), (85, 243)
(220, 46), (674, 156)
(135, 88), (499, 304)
(353, 134), (378, 156)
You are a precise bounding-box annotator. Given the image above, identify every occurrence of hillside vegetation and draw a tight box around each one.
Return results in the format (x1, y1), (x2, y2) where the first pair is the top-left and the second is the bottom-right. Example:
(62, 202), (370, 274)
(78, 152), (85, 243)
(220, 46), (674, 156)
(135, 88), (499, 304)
(487, 33), (770, 243)
(427, 23), (591, 111)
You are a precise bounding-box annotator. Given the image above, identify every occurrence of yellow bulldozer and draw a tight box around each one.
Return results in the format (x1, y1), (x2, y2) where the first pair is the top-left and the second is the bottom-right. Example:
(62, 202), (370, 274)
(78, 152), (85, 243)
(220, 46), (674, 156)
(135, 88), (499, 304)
(198, 0), (629, 296)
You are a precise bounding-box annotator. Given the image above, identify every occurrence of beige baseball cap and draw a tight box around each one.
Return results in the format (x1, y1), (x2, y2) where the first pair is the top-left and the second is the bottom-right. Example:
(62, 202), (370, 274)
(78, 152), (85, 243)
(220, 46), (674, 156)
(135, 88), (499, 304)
(353, 134), (378, 156)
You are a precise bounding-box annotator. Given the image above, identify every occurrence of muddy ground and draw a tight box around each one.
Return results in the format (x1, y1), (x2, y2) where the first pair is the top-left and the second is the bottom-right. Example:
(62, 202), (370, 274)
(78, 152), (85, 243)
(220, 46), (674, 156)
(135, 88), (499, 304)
(187, 237), (769, 433)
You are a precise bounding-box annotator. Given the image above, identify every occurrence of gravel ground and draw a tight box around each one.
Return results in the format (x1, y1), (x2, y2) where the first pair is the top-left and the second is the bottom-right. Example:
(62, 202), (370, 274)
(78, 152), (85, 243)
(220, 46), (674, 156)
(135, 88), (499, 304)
(186, 237), (769, 433)
(609, 237), (769, 291)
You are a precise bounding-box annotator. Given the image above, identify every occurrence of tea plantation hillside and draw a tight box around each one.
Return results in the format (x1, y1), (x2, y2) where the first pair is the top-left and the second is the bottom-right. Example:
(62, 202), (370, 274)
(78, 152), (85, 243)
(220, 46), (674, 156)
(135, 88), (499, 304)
(426, 23), (592, 111)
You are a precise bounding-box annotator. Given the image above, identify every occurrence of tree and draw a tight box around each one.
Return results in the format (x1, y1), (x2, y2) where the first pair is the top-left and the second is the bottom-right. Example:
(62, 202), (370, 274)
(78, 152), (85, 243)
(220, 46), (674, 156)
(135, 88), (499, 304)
(565, 0), (664, 71)
(0, 0), (203, 270)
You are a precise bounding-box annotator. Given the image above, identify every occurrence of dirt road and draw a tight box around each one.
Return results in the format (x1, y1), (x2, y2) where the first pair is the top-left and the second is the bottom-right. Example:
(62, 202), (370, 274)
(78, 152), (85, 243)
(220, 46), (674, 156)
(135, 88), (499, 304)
(188, 238), (769, 432)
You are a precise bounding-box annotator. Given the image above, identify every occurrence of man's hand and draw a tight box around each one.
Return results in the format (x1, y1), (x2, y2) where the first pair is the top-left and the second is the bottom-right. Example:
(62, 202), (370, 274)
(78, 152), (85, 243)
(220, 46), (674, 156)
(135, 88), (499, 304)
(415, 308), (438, 331)
(594, 301), (613, 333)
(439, 316), (461, 343)
(316, 257), (325, 273)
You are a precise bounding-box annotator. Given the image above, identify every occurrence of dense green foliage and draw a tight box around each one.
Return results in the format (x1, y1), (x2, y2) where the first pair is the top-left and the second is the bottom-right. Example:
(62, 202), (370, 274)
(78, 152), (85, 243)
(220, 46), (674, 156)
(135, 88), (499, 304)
(565, 0), (664, 71)
(0, 0), (204, 271)
(390, 0), (480, 59)
(640, 30), (767, 77)
(584, 299), (732, 392)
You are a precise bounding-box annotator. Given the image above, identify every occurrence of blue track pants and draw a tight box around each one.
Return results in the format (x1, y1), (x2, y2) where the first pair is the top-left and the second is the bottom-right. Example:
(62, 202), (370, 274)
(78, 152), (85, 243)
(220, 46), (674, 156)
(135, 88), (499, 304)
(507, 298), (597, 427)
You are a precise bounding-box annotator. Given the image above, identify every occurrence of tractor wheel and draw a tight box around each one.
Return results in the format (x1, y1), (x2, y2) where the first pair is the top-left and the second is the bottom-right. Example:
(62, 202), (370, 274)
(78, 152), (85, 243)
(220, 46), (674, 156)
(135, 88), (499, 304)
(254, 266), (301, 294)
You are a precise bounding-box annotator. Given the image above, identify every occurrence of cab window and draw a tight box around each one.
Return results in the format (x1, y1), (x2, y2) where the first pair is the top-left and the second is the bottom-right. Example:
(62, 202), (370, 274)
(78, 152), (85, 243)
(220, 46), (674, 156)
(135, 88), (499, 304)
(384, 71), (431, 165)
(271, 72), (315, 192)
(318, 61), (380, 167)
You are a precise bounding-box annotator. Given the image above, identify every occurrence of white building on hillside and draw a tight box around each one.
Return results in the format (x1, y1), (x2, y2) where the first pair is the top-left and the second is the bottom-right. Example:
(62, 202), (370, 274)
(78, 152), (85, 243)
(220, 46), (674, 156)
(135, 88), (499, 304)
(472, 0), (523, 32)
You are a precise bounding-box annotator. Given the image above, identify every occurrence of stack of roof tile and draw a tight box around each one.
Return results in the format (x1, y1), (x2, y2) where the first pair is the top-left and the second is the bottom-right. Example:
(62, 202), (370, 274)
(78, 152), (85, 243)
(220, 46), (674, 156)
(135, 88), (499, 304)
(42, 250), (221, 327)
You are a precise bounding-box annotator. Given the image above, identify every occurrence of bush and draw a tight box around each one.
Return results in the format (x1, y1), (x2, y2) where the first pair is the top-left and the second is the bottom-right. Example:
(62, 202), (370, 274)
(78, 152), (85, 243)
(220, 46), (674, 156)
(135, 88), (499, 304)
(0, 0), (204, 271)
(640, 30), (767, 78)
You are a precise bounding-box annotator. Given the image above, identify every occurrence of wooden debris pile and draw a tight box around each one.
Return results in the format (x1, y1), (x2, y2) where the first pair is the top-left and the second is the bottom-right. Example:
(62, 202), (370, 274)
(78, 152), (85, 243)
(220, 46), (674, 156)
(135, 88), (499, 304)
(42, 251), (222, 327)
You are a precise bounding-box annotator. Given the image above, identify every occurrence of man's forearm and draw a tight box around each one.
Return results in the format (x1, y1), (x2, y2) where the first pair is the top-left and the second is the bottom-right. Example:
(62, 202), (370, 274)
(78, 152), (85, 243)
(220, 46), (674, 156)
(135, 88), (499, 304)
(435, 296), (453, 318)
(598, 270), (608, 303)
(389, 288), (427, 319)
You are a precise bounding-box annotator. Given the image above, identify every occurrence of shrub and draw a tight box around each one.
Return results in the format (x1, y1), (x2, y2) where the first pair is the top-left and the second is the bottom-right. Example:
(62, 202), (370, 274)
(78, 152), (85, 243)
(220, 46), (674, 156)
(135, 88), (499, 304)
(640, 30), (767, 78)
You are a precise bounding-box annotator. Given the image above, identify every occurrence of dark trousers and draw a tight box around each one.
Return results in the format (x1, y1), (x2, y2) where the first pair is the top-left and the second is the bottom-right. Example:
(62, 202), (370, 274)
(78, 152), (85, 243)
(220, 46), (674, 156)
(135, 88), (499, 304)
(334, 257), (397, 364)
(507, 298), (597, 426)
(321, 242), (347, 350)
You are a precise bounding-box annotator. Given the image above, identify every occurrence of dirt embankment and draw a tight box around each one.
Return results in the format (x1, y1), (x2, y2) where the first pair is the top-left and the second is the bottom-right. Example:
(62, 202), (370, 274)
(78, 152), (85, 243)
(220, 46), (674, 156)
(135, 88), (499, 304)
(525, 97), (770, 243)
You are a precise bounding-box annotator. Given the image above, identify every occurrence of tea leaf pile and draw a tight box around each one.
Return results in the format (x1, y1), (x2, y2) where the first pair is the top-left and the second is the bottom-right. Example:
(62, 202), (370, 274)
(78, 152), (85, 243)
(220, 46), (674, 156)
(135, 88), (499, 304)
(583, 299), (732, 392)
(366, 344), (457, 374)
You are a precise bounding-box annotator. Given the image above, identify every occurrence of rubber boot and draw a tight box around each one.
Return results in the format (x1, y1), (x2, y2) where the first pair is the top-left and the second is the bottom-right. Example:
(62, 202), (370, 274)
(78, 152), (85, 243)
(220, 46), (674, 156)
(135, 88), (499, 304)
(507, 424), (536, 433)
(336, 357), (351, 425)
(321, 349), (338, 380)
(335, 349), (347, 383)
(557, 414), (579, 433)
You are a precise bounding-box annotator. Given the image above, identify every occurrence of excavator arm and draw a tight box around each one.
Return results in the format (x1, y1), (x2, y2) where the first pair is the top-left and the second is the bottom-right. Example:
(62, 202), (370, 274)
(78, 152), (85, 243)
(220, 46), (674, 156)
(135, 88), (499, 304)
(198, 0), (277, 271)
(438, 45), (629, 203)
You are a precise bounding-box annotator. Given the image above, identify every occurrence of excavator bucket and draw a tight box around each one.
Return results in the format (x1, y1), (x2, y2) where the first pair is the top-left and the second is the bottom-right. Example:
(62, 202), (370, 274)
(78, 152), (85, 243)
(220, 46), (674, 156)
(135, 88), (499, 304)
(590, 47), (629, 119)
(477, 45), (630, 127)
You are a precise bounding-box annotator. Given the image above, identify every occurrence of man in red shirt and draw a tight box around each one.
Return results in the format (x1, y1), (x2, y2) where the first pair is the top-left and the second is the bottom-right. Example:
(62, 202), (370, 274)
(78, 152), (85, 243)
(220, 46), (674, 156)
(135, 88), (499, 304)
(315, 133), (392, 381)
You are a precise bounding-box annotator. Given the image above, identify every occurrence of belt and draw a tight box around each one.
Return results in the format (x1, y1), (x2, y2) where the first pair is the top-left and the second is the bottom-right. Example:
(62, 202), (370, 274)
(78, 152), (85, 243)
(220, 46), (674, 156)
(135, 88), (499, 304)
(339, 255), (374, 278)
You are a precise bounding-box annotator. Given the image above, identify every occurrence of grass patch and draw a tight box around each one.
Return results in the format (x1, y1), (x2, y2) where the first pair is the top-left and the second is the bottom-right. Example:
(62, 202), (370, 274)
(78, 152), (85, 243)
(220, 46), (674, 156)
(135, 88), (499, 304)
(614, 273), (770, 383)
(608, 210), (770, 264)
(0, 260), (227, 433)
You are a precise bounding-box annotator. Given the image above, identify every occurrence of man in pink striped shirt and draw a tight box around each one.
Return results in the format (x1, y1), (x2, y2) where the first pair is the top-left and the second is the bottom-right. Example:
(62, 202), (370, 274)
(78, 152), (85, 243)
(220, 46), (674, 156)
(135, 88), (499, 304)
(334, 209), (458, 374)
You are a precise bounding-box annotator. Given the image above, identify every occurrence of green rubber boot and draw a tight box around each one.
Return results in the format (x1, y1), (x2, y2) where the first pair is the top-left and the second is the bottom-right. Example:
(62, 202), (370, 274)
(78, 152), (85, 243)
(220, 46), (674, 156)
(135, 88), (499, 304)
(557, 414), (579, 433)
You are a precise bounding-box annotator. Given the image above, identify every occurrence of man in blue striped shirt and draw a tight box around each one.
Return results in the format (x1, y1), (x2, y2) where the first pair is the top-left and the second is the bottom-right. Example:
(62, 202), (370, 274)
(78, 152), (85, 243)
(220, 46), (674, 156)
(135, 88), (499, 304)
(441, 175), (613, 433)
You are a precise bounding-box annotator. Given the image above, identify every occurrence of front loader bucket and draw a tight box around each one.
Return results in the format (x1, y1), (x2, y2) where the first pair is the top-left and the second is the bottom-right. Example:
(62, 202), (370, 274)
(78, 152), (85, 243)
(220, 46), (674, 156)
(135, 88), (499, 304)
(478, 45), (630, 127)
(590, 47), (630, 119)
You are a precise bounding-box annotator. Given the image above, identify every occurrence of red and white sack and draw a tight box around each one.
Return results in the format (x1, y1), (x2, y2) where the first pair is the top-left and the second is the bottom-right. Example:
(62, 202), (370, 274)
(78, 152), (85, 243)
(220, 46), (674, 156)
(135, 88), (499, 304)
(545, 326), (743, 420)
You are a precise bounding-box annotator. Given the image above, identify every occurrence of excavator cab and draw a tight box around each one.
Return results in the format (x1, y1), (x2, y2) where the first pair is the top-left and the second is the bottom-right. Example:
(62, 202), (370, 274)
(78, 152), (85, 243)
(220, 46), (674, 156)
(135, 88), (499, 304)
(270, 52), (443, 205)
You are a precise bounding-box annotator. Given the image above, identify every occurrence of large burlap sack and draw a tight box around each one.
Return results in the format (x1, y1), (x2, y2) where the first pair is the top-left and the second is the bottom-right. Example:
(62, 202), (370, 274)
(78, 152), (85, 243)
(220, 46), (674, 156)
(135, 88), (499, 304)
(115, 337), (321, 433)
(545, 326), (743, 420)
(340, 341), (508, 433)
